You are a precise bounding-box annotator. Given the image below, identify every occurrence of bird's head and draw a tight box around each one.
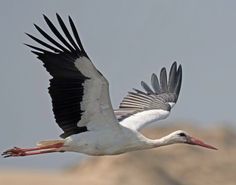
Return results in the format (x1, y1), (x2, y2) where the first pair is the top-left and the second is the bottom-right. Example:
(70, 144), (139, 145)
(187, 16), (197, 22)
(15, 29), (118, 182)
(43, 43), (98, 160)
(164, 130), (217, 150)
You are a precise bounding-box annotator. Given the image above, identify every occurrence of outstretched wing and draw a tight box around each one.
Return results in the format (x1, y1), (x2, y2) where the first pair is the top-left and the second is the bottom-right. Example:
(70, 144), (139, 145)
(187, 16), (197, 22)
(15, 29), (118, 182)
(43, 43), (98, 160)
(26, 14), (119, 138)
(115, 62), (182, 131)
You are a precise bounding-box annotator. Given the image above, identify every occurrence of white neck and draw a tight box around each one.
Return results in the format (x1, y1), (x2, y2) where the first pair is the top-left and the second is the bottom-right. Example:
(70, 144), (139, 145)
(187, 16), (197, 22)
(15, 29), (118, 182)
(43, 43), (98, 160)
(143, 134), (176, 149)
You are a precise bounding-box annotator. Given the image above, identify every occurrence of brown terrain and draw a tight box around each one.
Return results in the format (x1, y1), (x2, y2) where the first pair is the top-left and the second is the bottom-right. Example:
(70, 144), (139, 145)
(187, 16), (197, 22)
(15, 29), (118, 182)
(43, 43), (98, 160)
(1, 124), (236, 185)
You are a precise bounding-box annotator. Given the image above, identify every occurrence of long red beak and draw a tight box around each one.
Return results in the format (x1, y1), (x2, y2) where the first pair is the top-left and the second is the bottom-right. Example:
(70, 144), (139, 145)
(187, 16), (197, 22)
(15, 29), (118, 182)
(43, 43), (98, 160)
(188, 136), (217, 150)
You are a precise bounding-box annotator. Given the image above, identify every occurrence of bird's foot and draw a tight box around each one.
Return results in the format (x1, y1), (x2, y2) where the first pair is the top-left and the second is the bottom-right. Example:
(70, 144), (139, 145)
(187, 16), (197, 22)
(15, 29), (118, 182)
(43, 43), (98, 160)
(2, 147), (26, 158)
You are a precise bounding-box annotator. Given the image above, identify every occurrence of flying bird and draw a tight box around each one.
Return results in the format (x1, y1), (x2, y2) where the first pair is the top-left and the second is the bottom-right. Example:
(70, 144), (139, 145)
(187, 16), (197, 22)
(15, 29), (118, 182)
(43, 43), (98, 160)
(2, 14), (217, 158)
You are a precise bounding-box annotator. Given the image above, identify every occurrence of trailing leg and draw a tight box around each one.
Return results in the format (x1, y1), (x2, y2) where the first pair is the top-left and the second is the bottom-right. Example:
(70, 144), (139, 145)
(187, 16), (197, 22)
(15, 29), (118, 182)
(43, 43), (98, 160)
(2, 140), (65, 158)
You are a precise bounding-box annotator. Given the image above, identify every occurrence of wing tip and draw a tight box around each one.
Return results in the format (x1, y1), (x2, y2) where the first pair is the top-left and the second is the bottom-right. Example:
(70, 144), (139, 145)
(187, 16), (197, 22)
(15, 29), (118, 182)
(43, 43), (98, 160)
(132, 62), (183, 96)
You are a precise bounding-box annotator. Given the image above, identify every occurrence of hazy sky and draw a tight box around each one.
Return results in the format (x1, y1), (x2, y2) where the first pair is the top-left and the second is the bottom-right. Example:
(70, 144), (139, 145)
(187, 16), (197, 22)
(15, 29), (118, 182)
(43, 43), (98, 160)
(0, 0), (236, 170)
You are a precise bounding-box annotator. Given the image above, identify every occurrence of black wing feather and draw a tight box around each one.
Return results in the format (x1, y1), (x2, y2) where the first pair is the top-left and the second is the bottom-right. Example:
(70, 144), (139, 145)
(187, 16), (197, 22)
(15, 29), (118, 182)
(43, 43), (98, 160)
(43, 15), (75, 52)
(168, 61), (177, 92)
(175, 65), (182, 96)
(34, 23), (69, 52)
(68, 16), (88, 57)
(151, 73), (161, 93)
(160, 67), (168, 92)
(56, 14), (80, 51)
(25, 33), (61, 52)
(141, 81), (154, 94)
(26, 14), (89, 138)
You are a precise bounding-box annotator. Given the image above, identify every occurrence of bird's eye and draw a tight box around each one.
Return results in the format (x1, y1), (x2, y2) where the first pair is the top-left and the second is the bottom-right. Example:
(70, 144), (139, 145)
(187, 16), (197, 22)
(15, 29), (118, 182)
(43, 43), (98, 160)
(178, 133), (187, 137)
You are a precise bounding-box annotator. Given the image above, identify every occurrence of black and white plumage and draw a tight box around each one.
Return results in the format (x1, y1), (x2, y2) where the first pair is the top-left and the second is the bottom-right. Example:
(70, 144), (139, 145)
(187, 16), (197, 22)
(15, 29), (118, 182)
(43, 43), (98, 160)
(2, 14), (216, 158)
(115, 62), (182, 131)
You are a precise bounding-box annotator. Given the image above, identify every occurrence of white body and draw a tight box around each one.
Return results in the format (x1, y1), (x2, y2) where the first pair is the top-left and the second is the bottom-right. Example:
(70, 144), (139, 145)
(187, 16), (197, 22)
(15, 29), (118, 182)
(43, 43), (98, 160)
(63, 110), (170, 155)
(64, 127), (151, 155)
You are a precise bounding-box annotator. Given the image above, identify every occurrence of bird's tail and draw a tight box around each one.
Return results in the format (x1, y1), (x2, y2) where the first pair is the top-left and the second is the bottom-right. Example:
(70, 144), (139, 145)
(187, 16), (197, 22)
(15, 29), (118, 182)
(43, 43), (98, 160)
(37, 139), (65, 147)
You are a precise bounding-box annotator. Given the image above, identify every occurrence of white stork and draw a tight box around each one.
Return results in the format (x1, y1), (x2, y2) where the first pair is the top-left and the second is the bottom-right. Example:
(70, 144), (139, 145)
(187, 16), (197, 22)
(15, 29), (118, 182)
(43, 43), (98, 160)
(2, 14), (216, 158)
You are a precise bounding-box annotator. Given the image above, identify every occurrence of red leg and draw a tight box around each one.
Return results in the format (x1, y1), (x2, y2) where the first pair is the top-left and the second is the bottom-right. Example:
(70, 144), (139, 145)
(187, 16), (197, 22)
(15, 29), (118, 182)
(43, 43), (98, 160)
(2, 143), (64, 158)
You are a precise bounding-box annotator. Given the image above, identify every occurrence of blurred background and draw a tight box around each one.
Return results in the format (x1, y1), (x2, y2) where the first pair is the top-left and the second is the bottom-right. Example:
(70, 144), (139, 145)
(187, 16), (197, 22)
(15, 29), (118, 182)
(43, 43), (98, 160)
(0, 0), (236, 185)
